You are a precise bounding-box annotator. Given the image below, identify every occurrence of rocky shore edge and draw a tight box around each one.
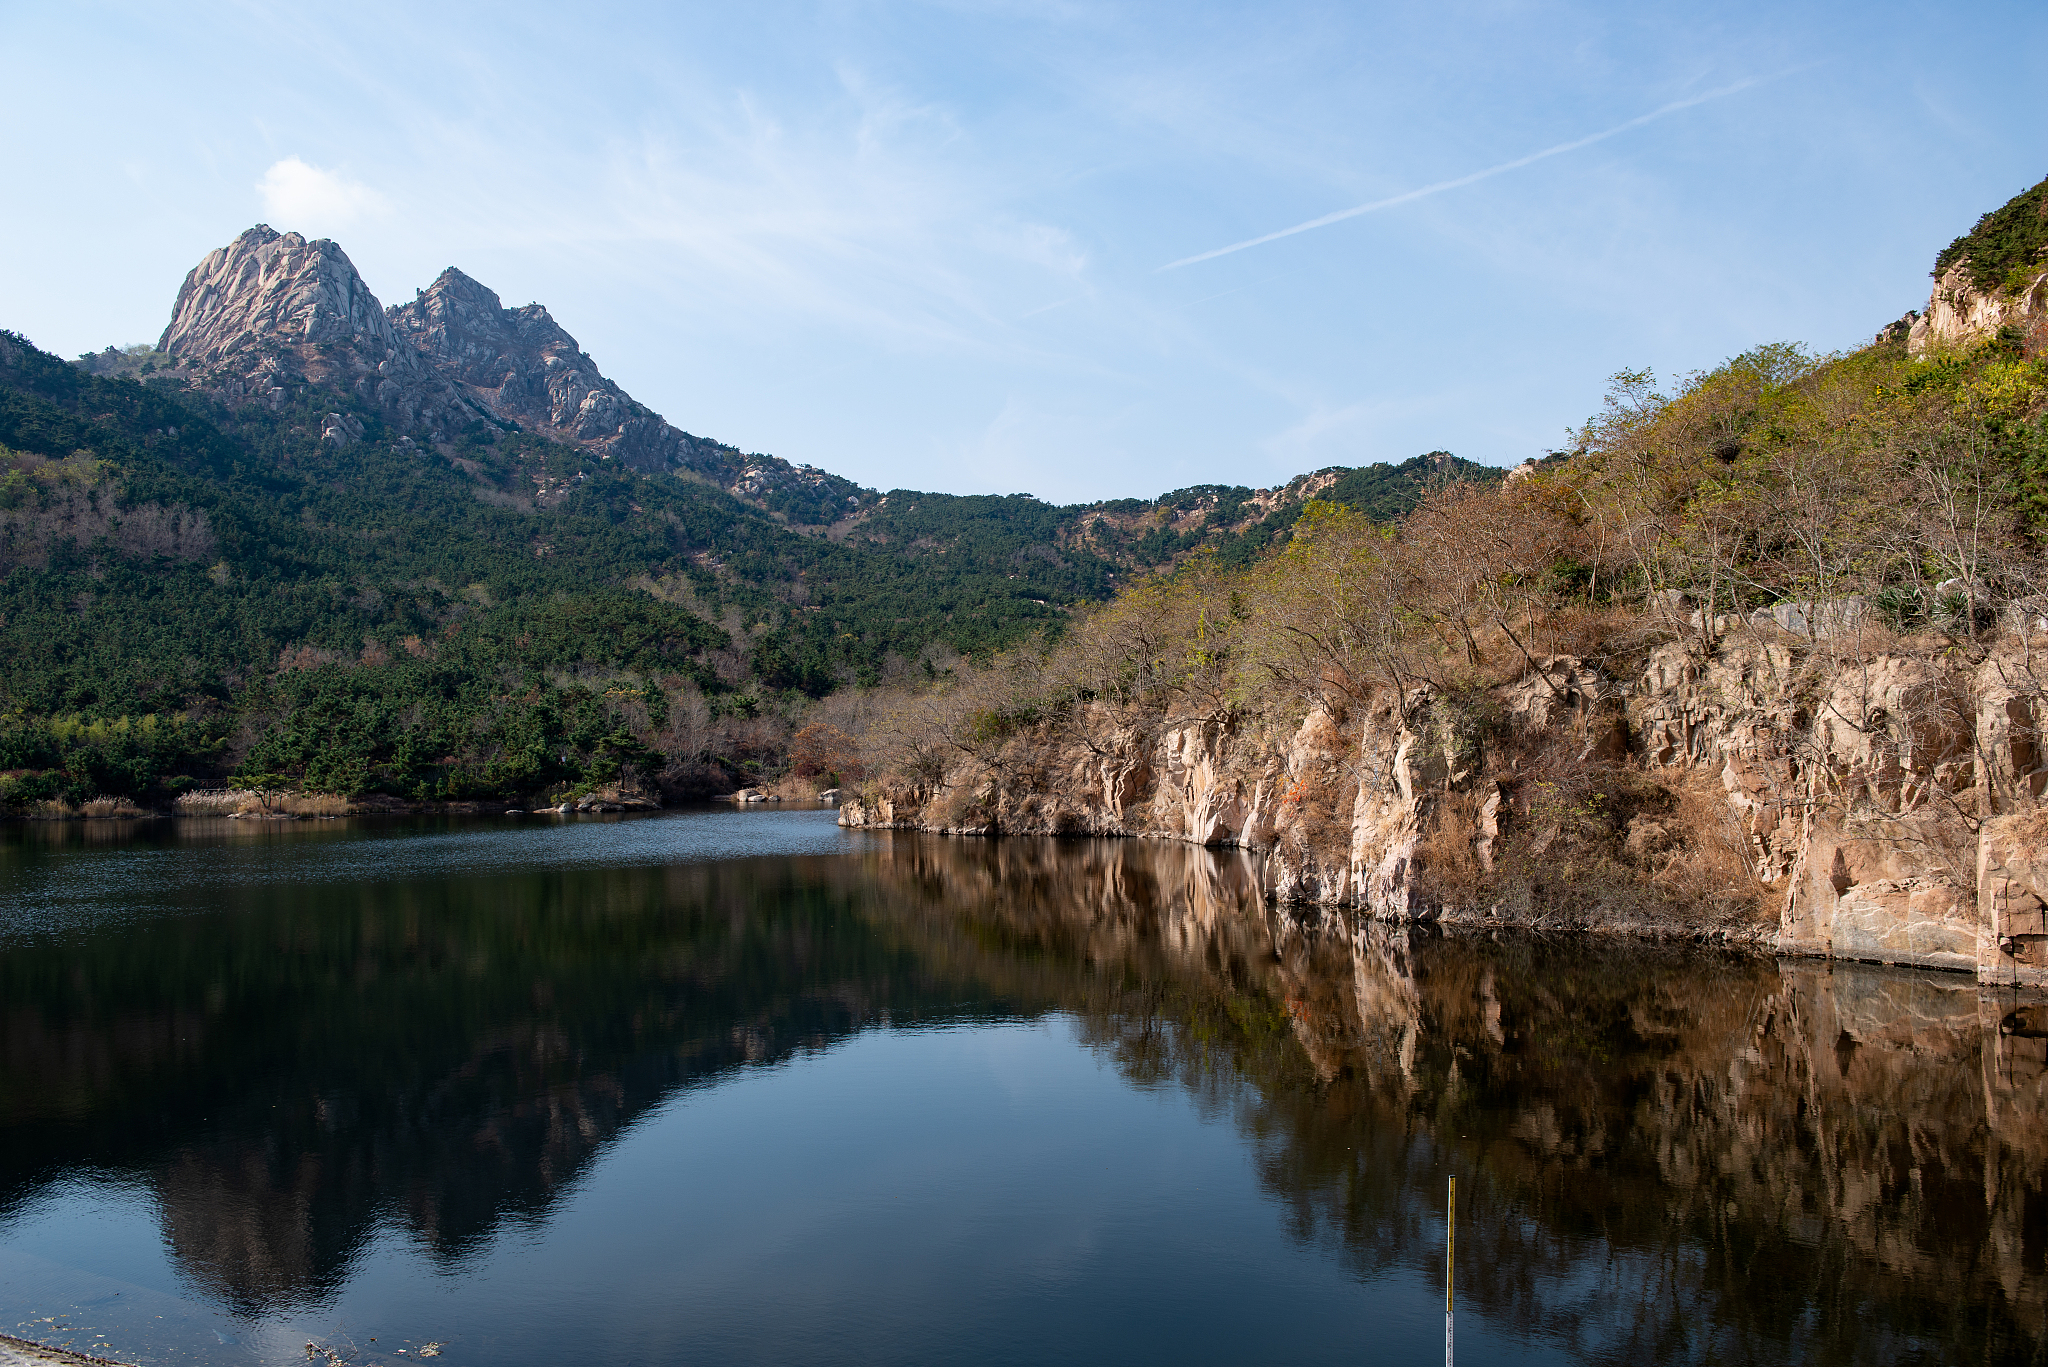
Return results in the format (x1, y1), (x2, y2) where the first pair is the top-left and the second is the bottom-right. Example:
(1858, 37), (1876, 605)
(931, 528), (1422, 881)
(0, 1332), (134, 1367)
(839, 632), (2048, 988)
(4, 781), (851, 824)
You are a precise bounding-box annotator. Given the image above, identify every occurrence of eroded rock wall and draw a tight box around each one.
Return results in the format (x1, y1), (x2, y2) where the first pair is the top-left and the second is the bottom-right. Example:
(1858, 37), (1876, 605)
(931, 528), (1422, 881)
(1907, 259), (2048, 357)
(843, 630), (2048, 983)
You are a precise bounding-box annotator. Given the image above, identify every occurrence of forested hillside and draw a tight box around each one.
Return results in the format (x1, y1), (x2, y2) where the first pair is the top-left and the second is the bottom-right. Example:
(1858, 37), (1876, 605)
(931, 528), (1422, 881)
(1, 326), (1483, 810)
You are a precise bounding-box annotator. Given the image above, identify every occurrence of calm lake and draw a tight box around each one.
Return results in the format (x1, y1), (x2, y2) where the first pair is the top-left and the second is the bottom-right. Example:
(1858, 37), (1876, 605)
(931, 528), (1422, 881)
(1, 809), (2043, 1366)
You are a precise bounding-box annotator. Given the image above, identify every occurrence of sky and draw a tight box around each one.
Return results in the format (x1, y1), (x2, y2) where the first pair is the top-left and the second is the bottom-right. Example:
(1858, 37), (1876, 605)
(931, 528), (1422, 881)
(2, 1), (2043, 504)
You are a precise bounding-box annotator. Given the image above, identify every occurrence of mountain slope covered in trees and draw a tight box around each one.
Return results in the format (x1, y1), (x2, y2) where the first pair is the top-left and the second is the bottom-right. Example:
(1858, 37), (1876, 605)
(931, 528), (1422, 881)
(2, 235), (1492, 810)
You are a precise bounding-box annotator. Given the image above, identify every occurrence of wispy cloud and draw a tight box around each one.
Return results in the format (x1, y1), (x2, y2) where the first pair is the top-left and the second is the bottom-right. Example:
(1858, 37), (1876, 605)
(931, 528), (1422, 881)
(1018, 294), (1088, 320)
(256, 156), (390, 230)
(1158, 72), (1797, 271)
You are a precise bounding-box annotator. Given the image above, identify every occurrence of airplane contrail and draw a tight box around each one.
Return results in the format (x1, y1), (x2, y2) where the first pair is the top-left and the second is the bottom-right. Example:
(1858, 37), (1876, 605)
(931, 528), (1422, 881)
(1158, 73), (1785, 272)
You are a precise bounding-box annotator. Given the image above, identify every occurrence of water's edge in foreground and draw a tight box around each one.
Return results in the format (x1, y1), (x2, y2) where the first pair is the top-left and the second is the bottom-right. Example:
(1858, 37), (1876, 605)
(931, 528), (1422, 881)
(1, 810), (2042, 1366)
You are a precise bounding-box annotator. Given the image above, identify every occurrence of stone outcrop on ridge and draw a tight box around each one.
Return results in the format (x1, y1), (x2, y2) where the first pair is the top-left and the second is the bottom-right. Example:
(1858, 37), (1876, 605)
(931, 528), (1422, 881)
(1907, 257), (2048, 358)
(1902, 177), (2048, 358)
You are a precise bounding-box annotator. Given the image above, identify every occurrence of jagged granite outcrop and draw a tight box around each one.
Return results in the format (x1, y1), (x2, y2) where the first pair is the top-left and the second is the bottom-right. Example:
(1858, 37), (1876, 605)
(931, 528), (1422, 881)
(152, 228), (870, 515)
(388, 268), (744, 481)
(1907, 258), (2048, 358)
(843, 629), (2048, 985)
(157, 226), (482, 439)
(1908, 175), (2048, 357)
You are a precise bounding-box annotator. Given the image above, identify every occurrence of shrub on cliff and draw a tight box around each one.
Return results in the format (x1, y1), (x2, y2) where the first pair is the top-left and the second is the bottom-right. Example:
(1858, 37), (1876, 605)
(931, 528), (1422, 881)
(1933, 174), (2048, 296)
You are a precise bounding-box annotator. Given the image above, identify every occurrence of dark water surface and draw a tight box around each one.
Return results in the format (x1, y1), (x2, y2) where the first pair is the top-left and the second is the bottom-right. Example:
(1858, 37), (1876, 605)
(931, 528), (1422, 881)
(1, 810), (2043, 1366)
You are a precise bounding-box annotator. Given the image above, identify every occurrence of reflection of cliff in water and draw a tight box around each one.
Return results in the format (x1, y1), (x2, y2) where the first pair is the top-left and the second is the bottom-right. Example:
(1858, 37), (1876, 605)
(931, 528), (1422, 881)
(1, 828), (2042, 1362)
(864, 834), (2048, 1365)
(1267, 936), (2046, 1363)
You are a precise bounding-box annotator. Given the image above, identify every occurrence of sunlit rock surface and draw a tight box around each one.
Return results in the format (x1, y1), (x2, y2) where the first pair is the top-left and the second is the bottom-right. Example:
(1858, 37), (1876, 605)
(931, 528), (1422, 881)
(1907, 259), (2048, 357)
(157, 226), (480, 438)
(844, 628), (2048, 984)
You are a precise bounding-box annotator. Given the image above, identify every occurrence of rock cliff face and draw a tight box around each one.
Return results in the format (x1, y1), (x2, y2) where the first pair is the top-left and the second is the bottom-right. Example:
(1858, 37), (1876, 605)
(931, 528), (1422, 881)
(1907, 258), (2048, 357)
(842, 627), (2048, 986)
(1903, 174), (2048, 357)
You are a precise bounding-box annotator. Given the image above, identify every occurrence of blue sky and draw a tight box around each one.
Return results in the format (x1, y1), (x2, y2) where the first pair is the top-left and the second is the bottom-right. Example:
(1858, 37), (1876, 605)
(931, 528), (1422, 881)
(3, 0), (2043, 502)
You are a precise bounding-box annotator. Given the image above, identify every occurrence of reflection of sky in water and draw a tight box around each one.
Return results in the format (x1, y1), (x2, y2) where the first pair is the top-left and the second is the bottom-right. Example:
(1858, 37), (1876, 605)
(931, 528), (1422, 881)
(2, 1023), (1481, 1367)
(0, 809), (864, 940)
(0, 818), (2038, 1367)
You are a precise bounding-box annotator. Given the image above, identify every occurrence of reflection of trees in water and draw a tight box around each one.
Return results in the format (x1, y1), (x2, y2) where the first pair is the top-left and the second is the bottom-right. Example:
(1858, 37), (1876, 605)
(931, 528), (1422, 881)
(1060, 898), (2044, 1362)
(872, 836), (2046, 1365)
(0, 829), (2042, 1362)
(1, 851), (1056, 1312)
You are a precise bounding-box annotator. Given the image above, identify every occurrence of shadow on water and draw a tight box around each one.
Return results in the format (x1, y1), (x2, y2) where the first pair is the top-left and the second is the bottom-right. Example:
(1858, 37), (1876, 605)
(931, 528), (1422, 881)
(0, 815), (2043, 1363)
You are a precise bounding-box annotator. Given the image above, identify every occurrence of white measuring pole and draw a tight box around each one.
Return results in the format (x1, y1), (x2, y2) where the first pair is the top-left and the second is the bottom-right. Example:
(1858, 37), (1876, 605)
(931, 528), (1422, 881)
(1446, 1174), (1455, 1367)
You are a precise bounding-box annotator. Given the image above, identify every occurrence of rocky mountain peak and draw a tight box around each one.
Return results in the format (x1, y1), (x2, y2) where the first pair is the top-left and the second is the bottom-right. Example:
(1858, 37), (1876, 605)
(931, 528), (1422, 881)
(421, 265), (503, 311)
(137, 227), (873, 515)
(158, 225), (396, 362)
(156, 225), (478, 440)
(385, 272), (868, 511)
(388, 266), (730, 476)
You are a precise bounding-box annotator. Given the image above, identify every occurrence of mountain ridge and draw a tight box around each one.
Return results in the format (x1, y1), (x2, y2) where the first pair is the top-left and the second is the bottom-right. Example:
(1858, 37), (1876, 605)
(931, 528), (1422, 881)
(1, 225), (1504, 809)
(141, 225), (875, 522)
(116, 224), (1506, 532)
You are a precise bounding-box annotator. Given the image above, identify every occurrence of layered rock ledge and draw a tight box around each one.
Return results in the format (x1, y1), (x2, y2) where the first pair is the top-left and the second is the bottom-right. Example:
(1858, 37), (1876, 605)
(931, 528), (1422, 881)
(843, 628), (2048, 986)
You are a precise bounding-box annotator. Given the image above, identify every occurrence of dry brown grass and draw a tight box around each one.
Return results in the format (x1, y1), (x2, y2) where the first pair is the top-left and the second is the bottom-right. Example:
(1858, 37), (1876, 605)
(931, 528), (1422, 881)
(766, 773), (844, 802)
(1412, 788), (1486, 907)
(1416, 698), (1769, 932)
(18, 795), (150, 820)
(1646, 775), (1772, 923)
(172, 789), (244, 816)
(78, 796), (150, 818)
(1275, 755), (1355, 856)
(1540, 601), (1642, 657)
(175, 789), (352, 818)
(915, 771), (1001, 831)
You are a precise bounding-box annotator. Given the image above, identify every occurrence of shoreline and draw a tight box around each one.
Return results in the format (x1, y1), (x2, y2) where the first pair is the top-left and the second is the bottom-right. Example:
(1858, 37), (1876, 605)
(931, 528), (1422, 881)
(3, 783), (848, 825)
(0, 793), (845, 824)
(836, 815), (2048, 984)
(0, 1333), (134, 1367)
